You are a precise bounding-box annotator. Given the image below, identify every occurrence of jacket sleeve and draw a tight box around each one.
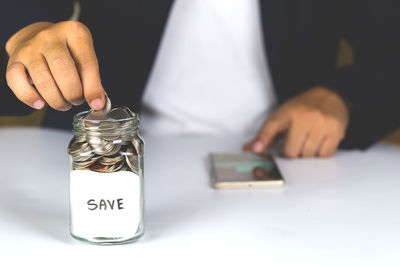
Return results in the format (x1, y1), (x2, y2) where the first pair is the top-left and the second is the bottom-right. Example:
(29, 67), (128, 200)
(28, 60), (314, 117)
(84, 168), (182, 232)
(0, 0), (74, 116)
(318, 0), (400, 149)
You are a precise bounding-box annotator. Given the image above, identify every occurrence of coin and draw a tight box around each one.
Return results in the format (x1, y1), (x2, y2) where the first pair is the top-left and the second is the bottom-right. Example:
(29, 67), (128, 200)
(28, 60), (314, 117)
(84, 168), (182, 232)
(87, 138), (119, 156)
(100, 154), (124, 166)
(69, 97), (141, 173)
(68, 140), (89, 155)
(68, 141), (94, 161)
(84, 96), (112, 128)
(125, 154), (138, 173)
(102, 96), (111, 113)
(90, 162), (109, 172)
(121, 143), (139, 173)
(104, 160), (125, 173)
(89, 96), (111, 116)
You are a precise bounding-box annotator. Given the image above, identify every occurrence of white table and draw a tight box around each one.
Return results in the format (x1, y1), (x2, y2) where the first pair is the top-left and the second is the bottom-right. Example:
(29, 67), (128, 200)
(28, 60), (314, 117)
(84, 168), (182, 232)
(0, 128), (399, 267)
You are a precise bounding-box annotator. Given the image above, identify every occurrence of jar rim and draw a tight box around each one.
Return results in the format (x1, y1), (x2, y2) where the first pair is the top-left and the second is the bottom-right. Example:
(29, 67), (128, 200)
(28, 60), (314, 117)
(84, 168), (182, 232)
(72, 110), (139, 133)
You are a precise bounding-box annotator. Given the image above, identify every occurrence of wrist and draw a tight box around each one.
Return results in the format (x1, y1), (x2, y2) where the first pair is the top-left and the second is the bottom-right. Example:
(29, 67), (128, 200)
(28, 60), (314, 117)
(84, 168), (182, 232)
(309, 86), (350, 124)
(314, 86), (350, 110)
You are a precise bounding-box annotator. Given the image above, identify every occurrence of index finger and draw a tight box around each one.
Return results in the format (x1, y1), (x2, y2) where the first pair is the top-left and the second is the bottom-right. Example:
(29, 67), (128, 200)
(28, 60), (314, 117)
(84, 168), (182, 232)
(244, 114), (290, 153)
(62, 22), (105, 110)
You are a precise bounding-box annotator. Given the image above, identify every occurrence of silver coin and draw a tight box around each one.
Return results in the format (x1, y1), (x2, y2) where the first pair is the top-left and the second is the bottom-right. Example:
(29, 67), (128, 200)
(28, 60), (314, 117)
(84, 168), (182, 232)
(124, 154), (138, 173)
(102, 96), (112, 113)
(86, 135), (103, 148)
(72, 153), (94, 163)
(103, 143), (121, 156)
(68, 141), (93, 160)
(103, 160), (124, 173)
(73, 134), (86, 143)
(108, 106), (133, 121)
(122, 143), (139, 173)
(99, 154), (124, 166)
(119, 164), (128, 171)
(131, 137), (142, 155)
(72, 156), (98, 170)
(84, 96), (112, 127)
(68, 140), (89, 155)
(113, 160), (126, 172)
(99, 120), (121, 141)
(87, 138), (116, 155)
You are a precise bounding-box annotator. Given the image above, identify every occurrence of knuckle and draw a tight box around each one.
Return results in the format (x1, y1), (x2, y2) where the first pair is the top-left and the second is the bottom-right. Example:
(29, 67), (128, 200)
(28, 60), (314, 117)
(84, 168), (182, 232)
(17, 43), (35, 56)
(77, 53), (97, 69)
(35, 29), (57, 43)
(68, 21), (91, 38)
(301, 109), (323, 121)
(33, 70), (53, 89)
(51, 55), (70, 72)
(5, 74), (15, 89)
(11, 44), (35, 61)
(5, 64), (18, 82)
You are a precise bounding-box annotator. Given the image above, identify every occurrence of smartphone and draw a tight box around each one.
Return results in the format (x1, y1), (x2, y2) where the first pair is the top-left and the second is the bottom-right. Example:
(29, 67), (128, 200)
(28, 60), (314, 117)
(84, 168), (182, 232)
(210, 152), (284, 189)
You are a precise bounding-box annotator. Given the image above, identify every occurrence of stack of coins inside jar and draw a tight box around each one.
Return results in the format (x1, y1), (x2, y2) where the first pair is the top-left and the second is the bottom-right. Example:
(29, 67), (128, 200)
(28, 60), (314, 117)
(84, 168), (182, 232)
(68, 97), (140, 175)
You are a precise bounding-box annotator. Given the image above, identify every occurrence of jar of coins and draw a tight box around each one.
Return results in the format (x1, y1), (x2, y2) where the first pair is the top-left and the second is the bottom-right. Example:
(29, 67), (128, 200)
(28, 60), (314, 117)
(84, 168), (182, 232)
(67, 97), (144, 245)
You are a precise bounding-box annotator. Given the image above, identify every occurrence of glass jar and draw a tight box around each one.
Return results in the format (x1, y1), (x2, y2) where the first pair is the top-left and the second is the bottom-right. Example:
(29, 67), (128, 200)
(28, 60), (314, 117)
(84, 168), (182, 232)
(67, 108), (144, 245)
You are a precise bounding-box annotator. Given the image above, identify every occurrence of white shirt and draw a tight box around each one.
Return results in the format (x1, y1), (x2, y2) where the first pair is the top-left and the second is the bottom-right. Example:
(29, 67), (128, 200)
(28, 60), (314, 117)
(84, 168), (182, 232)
(140, 0), (277, 136)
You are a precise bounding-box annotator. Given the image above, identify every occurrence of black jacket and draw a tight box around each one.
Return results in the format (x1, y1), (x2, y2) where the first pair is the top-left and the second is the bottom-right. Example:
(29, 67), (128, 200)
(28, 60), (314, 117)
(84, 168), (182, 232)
(1, 0), (399, 149)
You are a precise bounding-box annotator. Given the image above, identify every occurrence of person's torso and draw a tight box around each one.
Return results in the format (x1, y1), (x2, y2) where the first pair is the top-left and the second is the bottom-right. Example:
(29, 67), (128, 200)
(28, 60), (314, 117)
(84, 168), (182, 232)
(140, 0), (277, 136)
(42, 0), (345, 130)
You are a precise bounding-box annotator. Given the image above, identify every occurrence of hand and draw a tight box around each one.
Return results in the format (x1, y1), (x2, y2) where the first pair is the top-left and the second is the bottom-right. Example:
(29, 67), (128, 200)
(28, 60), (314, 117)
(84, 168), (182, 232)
(243, 87), (350, 158)
(5, 21), (105, 111)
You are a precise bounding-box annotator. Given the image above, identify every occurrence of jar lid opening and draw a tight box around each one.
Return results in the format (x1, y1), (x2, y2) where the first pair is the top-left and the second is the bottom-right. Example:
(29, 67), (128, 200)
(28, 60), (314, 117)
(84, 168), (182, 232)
(72, 107), (139, 133)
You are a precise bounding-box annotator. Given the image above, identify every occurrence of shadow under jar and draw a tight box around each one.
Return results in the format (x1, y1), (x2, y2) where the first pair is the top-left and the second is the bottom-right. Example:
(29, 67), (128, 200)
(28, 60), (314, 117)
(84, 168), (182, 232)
(67, 108), (144, 245)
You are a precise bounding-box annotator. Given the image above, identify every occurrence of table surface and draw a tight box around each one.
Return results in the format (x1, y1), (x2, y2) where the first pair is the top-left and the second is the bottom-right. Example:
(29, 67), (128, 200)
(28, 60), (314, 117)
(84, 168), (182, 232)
(0, 128), (399, 267)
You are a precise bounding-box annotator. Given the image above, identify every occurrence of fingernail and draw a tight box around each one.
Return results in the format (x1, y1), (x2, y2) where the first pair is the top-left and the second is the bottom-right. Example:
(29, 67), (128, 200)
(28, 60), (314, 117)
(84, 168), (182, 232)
(71, 99), (85, 106)
(32, 100), (45, 109)
(60, 105), (72, 111)
(90, 98), (104, 110)
(253, 141), (264, 153)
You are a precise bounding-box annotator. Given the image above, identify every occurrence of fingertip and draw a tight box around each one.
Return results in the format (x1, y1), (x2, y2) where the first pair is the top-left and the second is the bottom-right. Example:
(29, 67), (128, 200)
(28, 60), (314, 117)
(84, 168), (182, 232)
(32, 99), (45, 109)
(253, 141), (265, 153)
(284, 150), (298, 159)
(90, 98), (104, 110)
(319, 147), (336, 158)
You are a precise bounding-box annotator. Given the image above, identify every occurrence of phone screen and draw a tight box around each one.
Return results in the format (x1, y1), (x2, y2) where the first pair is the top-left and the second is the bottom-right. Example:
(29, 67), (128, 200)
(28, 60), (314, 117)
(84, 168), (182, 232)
(210, 152), (284, 188)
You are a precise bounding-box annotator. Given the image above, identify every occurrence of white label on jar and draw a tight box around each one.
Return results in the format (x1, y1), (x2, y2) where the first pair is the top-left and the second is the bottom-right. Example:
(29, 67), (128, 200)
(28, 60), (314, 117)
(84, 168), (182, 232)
(70, 170), (142, 238)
